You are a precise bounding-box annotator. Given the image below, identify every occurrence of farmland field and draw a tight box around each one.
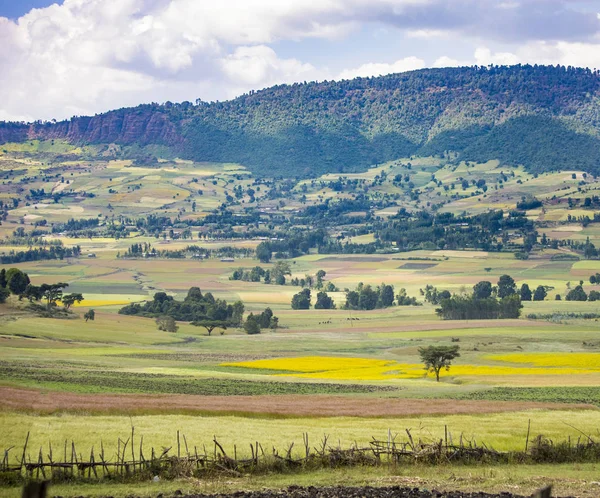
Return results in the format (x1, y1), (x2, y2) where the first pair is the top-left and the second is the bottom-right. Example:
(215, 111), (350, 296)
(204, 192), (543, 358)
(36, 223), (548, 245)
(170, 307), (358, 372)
(1, 146), (600, 496)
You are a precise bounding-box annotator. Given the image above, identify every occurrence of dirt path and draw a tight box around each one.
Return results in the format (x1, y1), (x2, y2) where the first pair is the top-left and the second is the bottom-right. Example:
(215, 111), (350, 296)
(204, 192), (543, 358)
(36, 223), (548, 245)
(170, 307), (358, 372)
(1, 387), (594, 416)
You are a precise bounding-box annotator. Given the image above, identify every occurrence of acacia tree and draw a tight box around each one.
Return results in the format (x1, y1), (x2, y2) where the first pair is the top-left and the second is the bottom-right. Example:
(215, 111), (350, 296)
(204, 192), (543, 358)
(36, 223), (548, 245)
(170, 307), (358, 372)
(40, 283), (69, 308)
(418, 345), (460, 382)
(192, 319), (228, 336)
(62, 293), (84, 310)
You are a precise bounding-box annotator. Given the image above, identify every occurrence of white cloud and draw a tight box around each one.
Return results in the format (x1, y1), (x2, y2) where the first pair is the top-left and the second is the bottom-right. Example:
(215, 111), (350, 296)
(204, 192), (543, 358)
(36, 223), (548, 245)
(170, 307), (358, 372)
(337, 56), (425, 80)
(474, 47), (520, 66)
(220, 45), (319, 94)
(473, 42), (600, 70)
(432, 56), (463, 68)
(0, 0), (599, 121)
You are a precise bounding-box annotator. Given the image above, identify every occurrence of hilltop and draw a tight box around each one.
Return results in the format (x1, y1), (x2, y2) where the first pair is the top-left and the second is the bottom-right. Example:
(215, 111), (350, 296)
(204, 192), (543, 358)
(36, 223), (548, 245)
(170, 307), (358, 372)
(2, 65), (600, 177)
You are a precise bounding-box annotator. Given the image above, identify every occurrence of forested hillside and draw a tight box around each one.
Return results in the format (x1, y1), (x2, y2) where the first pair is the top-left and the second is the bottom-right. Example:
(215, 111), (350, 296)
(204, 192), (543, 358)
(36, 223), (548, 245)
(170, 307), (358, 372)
(2, 65), (600, 177)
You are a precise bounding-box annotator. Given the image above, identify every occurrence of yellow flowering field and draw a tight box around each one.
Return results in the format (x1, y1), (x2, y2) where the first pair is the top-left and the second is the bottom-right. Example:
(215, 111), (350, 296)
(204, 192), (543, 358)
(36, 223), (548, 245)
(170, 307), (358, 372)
(222, 355), (600, 381)
(487, 352), (600, 369)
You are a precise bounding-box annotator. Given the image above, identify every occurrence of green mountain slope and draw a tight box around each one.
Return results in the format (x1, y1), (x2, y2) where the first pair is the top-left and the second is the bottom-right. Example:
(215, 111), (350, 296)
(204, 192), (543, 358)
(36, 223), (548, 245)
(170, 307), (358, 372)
(2, 65), (600, 177)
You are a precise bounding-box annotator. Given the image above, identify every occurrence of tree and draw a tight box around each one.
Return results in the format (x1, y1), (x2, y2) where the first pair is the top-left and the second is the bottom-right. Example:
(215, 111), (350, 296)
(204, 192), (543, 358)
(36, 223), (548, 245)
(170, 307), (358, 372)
(520, 283), (532, 301)
(257, 307), (274, 328)
(231, 301), (245, 326)
(40, 283), (69, 308)
(62, 293), (84, 310)
(156, 316), (179, 332)
(0, 269), (6, 288)
(192, 319), (228, 336)
(185, 287), (203, 302)
(377, 283), (395, 308)
(6, 269), (30, 296)
(473, 281), (493, 300)
(418, 345), (460, 382)
(84, 309), (95, 322)
(588, 290), (600, 301)
(533, 285), (547, 301)
(256, 242), (272, 263)
(291, 288), (311, 309)
(272, 262), (292, 284)
(396, 288), (420, 306)
(358, 284), (378, 310)
(0, 287), (9, 304)
(497, 275), (516, 298)
(314, 291), (335, 309)
(23, 284), (43, 303)
(243, 313), (261, 335)
(499, 295), (523, 318)
(315, 270), (327, 289)
(566, 285), (588, 301)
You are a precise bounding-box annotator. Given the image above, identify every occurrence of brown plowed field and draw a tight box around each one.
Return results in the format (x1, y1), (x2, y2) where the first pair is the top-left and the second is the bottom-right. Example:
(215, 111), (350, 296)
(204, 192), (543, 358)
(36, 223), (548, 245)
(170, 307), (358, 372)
(1, 387), (594, 416)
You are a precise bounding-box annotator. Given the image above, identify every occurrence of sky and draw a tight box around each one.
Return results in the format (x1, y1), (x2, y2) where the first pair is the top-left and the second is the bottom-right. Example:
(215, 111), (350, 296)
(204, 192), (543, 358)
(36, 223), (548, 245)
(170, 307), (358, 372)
(1, 0), (600, 122)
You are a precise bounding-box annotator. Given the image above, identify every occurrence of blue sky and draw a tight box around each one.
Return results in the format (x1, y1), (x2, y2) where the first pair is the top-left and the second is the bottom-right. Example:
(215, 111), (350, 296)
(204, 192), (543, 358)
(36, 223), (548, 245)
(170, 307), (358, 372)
(0, 0), (60, 18)
(1, 0), (600, 121)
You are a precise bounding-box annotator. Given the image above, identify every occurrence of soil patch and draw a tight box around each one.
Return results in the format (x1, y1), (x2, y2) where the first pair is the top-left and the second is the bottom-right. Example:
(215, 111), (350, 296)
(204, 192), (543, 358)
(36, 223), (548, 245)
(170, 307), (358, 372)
(398, 263), (438, 270)
(156, 485), (545, 498)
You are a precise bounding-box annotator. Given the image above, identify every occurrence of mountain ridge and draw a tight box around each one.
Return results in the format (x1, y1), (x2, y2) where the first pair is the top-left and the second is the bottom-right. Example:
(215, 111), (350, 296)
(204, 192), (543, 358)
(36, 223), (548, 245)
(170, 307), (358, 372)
(2, 65), (600, 177)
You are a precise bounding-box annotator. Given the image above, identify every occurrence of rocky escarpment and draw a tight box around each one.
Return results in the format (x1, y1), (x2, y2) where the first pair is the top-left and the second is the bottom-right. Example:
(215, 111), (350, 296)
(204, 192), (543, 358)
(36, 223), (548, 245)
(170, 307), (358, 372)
(0, 107), (182, 148)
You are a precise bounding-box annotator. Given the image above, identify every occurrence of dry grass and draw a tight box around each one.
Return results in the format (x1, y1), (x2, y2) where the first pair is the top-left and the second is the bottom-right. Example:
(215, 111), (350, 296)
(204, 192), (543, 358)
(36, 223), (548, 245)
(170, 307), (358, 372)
(0, 387), (594, 417)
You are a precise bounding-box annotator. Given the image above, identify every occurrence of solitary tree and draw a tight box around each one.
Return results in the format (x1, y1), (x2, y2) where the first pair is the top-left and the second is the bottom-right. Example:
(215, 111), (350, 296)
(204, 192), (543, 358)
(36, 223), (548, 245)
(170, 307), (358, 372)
(156, 316), (179, 332)
(191, 319), (228, 336)
(418, 345), (461, 382)
(84, 309), (95, 322)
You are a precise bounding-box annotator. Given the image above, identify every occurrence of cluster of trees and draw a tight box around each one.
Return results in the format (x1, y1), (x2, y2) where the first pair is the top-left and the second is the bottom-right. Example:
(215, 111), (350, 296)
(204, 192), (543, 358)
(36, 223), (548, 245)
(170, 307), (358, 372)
(119, 288), (244, 324)
(0, 268), (90, 317)
(375, 210), (535, 253)
(255, 230), (328, 261)
(230, 262), (292, 285)
(436, 276), (523, 320)
(342, 283), (419, 310)
(119, 287), (277, 335)
(244, 308), (278, 335)
(231, 263), (337, 291)
(564, 283), (600, 302)
(0, 245), (82, 264)
(290, 288), (337, 310)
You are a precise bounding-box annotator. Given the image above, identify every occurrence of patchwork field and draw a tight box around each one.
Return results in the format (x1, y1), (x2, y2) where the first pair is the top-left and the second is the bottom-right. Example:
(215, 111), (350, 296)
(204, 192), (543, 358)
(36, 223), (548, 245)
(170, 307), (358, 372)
(1, 144), (600, 495)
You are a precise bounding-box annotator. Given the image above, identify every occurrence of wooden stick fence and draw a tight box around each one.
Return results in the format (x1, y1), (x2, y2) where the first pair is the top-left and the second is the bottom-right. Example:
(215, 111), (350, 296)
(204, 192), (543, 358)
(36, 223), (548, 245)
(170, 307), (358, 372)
(2, 425), (600, 483)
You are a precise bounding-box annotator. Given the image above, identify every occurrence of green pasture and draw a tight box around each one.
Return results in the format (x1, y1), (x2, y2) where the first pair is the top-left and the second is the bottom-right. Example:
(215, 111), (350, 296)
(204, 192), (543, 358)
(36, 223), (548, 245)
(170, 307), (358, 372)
(1, 410), (598, 457)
